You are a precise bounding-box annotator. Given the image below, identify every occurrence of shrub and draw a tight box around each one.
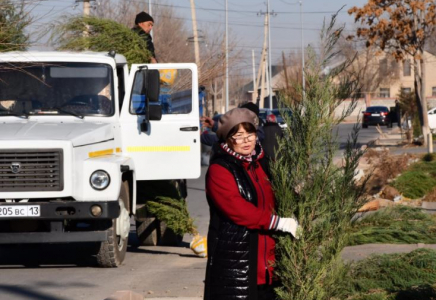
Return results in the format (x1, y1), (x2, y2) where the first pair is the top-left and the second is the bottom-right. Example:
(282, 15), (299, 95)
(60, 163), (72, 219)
(346, 249), (436, 300)
(422, 153), (436, 162)
(347, 206), (436, 245)
(393, 161), (436, 198)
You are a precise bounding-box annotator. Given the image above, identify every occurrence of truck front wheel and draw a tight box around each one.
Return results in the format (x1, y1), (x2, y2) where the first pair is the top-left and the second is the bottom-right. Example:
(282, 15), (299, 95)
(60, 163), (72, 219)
(96, 181), (130, 267)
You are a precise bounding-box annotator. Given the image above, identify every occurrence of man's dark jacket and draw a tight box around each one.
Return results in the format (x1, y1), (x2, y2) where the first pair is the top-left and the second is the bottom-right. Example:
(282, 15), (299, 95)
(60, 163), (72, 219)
(132, 27), (157, 61)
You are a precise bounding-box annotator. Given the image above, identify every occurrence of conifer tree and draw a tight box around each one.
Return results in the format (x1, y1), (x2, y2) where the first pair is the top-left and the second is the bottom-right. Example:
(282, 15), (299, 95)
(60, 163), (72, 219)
(271, 14), (366, 300)
(53, 16), (151, 64)
(0, 0), (31, 52)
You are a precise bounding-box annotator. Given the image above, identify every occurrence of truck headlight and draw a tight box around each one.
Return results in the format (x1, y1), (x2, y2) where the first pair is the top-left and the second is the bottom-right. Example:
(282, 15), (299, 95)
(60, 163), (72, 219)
(90, 170), (110, 190)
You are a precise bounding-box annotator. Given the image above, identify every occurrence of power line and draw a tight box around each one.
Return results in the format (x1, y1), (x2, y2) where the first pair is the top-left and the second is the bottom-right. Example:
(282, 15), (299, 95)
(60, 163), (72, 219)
(119, 0), (348, 15)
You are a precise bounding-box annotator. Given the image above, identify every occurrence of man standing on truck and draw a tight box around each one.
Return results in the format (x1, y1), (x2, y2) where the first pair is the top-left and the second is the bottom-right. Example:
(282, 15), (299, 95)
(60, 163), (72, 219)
(133, 11), (158, 63)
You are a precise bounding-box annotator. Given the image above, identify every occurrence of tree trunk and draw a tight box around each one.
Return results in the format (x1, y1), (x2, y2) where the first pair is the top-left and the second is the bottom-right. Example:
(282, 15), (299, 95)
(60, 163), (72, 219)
(414, 52), (429, 146)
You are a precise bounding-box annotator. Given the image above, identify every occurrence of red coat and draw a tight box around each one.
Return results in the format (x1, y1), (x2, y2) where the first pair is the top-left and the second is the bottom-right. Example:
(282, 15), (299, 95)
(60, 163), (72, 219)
(206, 155), (276, 285)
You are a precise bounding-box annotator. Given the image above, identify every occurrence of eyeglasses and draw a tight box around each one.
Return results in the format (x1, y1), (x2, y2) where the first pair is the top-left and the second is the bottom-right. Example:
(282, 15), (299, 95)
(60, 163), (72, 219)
(231, 134), (256, 144)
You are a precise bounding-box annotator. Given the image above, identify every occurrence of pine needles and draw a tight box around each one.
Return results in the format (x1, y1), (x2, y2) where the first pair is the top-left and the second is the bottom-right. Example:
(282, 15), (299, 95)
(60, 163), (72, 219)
(392, 160), (436, 199)
(348, 206), (436, 245)
(52, 16), (151, 64)
(0, 0), (31, 52)
(271, 12), (366, 300)
(346, 249), (436, 300)
(145, 196), (197, 236)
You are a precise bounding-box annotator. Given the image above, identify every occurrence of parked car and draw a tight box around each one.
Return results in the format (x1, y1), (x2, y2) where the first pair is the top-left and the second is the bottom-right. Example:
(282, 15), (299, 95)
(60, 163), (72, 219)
(428, 107), (436, 131)
(362, 106), (392, 128)
(259, 108), (292, 129)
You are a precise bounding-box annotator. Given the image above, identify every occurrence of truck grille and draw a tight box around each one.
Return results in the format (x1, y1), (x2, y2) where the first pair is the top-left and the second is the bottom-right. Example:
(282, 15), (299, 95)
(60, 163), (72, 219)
(0, 149), (63, 192)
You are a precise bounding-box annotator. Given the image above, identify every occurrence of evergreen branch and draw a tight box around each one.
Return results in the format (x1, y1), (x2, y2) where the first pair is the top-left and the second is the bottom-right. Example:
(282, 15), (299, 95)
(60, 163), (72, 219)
(51, 16), (151, 65)
(145, 196), (198, 236)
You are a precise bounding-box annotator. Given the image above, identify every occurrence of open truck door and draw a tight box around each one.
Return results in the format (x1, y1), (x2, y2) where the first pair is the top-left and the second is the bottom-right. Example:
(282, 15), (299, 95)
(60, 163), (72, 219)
(120, 63), (201, 180)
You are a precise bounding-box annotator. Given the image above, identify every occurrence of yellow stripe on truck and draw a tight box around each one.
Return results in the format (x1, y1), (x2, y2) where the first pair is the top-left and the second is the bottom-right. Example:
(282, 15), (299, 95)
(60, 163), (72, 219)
(88, 149), (114, 158)
(127, 146), (190, 152)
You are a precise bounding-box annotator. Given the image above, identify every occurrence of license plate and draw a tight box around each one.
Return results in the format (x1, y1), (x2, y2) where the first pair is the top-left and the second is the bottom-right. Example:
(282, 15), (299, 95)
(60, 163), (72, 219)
(371, 113), (380, 116)
(0, 205), (40, 217)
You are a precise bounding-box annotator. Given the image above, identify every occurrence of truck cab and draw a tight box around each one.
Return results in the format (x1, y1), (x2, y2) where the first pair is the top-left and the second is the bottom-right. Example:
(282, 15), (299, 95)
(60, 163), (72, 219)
(0, 51), (201, 267)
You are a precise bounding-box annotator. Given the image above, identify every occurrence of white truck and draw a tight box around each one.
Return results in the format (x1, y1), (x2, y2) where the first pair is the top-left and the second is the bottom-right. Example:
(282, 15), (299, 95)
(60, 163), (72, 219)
(0, 51), (201, 267)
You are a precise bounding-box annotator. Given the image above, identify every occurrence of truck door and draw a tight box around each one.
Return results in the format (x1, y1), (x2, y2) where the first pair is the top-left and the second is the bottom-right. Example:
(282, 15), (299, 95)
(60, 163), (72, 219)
(120, 63), (201, 180)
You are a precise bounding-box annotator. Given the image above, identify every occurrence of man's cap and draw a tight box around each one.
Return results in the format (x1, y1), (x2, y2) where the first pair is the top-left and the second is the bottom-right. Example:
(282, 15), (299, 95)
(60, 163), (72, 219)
(135, 11), (154, 25)
(240, 102), (259, 117)
(216, 108), (258, 141)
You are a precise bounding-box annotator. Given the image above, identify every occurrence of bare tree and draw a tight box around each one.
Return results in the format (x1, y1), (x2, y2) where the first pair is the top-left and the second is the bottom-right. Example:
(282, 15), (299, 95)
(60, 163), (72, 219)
(336, 36), (400, 98)
(348, 0), (436, 146)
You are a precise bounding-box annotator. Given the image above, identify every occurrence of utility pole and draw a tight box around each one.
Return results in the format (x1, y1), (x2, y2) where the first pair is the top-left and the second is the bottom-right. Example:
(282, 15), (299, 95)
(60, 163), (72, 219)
(252, 50), (257, 103)
(282, 51), (290, 93)
(256, 14), (268, 108)
(225, 0), (229, 112)
(300, 0), (305, 99)
(267, 0), (273, 109)
(258, 5), (276, 109)
(83, 0), (90, 16)
(189, 0), (201, 80)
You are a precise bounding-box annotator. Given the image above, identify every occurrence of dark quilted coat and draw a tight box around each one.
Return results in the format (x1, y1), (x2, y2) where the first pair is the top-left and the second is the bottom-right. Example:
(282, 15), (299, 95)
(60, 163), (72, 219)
(204, 144), (272, 300)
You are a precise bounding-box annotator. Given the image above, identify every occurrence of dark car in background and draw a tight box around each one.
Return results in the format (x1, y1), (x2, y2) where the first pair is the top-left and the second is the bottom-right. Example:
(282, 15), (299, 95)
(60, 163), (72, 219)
(259, 108), (292, 129)
(362, 106), (392, 128)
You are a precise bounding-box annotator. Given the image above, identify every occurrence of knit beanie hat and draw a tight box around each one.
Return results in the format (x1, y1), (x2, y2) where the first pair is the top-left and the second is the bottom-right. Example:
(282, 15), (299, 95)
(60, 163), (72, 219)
(135, 11), (154, 25)
(216, 108), (258, 140)
(240, 102), (260, 117)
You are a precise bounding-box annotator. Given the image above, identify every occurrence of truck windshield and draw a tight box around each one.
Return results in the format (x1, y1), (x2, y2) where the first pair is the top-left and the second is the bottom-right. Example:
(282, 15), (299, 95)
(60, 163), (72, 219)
(0, 62), (114, 117)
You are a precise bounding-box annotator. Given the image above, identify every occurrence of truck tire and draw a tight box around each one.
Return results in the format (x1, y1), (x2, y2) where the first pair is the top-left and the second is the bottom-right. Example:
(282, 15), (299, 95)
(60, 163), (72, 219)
(96, 181), (130, 267)
(136, 217), (159, 246)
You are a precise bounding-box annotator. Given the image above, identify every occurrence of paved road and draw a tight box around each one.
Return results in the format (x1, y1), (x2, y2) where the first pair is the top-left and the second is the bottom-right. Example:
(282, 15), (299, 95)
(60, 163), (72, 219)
(0, 172), (209, 300)
(0, 123), (382, 300)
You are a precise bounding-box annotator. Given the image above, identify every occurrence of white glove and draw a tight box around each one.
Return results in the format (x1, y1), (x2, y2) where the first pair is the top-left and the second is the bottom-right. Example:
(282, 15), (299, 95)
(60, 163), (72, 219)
(275, 217), (301, 239)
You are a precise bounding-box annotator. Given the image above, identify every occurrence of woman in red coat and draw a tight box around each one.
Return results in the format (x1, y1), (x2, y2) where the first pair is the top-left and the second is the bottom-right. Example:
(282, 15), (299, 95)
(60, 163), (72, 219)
(204, 108), (299, 300)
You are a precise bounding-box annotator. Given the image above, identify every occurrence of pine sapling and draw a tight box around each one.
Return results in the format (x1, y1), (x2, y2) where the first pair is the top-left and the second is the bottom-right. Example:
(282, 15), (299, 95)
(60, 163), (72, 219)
(271, 13), (367, 300)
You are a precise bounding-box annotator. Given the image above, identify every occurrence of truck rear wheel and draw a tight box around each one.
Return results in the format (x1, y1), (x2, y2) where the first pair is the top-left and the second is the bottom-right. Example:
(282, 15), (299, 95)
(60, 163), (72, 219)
(96, 181), (130, 267)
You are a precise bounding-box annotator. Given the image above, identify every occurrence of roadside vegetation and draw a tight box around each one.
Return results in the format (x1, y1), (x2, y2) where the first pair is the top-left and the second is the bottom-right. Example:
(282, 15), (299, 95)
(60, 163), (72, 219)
(342, 154), (436, 299)
(348, 206), (436, 246)
(345, 248), (436, 300)
(392, 157), (436, 199)
(0, 0), (31, 52)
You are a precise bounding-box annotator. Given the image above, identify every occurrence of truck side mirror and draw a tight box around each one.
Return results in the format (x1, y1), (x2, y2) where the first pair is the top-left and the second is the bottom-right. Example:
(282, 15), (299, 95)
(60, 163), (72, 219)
(149, 105), (162, 121)
(147, 69), (160, 102)
(139, 68), (161, 133)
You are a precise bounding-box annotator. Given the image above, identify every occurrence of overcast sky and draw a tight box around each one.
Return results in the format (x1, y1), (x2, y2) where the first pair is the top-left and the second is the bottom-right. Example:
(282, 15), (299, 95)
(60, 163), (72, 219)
(29, 0), (369, 76)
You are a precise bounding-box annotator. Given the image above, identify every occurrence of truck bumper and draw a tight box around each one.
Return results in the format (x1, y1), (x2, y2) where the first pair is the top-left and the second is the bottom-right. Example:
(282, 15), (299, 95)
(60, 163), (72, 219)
(0, 201), (120, 244)
(0, 231), (109, 244)
(0, 201), (120, 220)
